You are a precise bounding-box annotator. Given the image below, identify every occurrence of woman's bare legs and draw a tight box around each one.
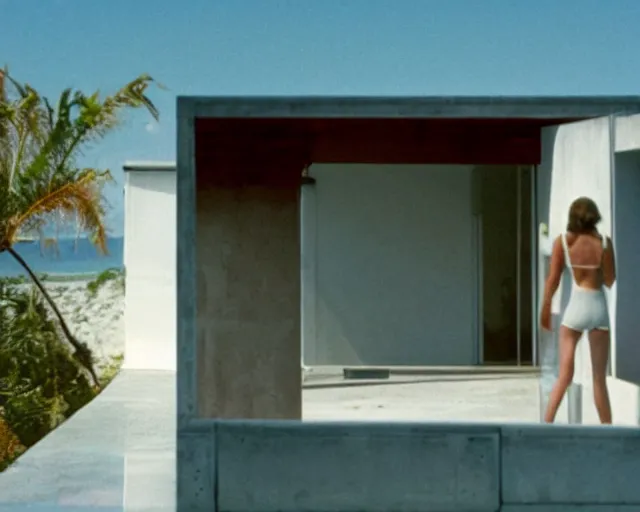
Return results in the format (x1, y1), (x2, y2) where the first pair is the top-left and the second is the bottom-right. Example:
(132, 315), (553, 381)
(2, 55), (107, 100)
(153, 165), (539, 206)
(589, 329), (612, 424)
(544, 326), (582, 423)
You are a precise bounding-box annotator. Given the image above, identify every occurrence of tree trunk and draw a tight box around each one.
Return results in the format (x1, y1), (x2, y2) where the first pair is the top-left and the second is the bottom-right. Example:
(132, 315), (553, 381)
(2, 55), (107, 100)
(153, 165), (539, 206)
(5, 247), (101, 389)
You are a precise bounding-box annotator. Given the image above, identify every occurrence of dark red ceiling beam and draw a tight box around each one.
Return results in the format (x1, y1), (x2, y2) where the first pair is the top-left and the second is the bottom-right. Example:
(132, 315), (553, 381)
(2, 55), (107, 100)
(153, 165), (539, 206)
(194, 117), (546, 185)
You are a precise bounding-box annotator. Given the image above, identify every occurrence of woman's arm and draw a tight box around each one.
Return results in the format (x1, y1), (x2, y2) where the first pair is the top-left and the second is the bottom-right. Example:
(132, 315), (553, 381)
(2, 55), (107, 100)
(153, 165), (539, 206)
(540, 236), (565, 330)
(543, 236), (565, 306)
(603, 236), (616, 288)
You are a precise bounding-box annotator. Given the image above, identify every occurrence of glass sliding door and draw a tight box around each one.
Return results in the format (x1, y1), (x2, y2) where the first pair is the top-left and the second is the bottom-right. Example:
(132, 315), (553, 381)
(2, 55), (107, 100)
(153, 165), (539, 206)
(477, 165), (533, 366)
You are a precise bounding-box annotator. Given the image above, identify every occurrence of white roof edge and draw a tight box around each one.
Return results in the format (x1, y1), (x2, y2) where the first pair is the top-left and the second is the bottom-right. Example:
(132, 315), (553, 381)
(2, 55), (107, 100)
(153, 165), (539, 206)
(122, 160), (176, 172)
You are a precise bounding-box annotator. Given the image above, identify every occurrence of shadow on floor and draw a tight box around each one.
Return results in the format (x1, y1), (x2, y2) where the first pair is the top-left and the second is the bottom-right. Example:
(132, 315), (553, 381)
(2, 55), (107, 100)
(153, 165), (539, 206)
(304, 372), (539, 391)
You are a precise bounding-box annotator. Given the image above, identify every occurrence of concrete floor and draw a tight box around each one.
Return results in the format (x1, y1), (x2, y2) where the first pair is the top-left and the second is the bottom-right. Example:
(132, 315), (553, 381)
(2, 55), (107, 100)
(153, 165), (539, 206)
(0, 368), (543, 511)
(304, 369), (541, 423)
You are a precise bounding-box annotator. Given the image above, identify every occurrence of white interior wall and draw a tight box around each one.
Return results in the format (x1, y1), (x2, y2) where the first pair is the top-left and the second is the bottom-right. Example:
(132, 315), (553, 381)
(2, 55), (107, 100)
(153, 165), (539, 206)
(123, 170), (177, 371)
(302, 164), (476, 366)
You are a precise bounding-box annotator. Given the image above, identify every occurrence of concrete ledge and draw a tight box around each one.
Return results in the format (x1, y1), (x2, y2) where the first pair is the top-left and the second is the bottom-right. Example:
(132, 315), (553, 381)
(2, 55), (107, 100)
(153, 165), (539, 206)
(215, 420), (500, 512)
(502, 506), (639, 511)
(502, 424), (640, 505)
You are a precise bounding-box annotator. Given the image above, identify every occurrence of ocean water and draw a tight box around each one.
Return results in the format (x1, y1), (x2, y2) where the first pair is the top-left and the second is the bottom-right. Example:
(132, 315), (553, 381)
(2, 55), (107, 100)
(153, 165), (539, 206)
(0, 236), (124, 277)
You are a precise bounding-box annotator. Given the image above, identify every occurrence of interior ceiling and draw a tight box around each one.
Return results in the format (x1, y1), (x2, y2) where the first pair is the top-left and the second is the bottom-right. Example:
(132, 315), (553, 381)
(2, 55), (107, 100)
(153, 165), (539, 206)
(194, 117), (584, 176)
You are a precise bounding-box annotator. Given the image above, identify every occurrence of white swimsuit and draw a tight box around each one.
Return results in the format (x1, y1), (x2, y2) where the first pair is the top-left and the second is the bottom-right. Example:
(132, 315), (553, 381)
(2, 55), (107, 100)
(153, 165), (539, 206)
(560, 233), (609, 332)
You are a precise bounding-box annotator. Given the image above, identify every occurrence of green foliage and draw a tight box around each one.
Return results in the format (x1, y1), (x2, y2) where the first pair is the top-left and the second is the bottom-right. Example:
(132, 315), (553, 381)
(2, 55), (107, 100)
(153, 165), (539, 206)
(0, 278), (96, 452)
(0, 417), (24, 472)
(99, 353), (124, 388)
(86, 267), (123, 298)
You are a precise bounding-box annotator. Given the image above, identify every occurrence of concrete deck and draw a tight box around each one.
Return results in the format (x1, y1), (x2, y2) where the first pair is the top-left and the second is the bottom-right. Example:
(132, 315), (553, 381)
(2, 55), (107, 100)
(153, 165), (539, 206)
(0, 370), (175, 511)
(0, 368), (541, 510)
(305, 368), (540, 423)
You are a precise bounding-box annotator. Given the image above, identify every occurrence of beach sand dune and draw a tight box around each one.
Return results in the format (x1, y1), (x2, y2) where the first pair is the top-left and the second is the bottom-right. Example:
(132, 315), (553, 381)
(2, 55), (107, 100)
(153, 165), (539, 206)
(38, 278), (125, 373)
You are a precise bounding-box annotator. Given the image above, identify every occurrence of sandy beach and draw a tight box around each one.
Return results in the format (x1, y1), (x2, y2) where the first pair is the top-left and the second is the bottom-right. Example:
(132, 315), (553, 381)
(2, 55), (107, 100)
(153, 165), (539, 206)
(18, 275), (125, 375)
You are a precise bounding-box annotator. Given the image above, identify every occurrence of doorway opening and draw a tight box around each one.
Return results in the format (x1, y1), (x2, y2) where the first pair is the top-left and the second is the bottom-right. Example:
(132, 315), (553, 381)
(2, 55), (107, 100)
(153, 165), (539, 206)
(476, 165), (534, 366)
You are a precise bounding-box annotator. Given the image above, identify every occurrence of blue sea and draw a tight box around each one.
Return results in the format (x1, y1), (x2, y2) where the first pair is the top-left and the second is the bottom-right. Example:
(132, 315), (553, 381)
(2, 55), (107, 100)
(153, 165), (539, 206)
(0, 237), (124, 277)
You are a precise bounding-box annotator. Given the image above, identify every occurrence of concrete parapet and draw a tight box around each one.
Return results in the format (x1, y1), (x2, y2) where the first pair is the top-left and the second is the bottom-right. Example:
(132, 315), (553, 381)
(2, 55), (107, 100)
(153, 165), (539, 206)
(501, 424), (640, 506)
(217, 421), (499, 512)
(177, 420), (640, 511)
(501, 506), (638, 511)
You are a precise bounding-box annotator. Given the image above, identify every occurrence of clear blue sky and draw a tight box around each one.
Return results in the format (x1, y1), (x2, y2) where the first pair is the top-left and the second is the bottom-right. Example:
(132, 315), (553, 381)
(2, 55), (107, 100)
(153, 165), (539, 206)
(2, 0), (640, 235)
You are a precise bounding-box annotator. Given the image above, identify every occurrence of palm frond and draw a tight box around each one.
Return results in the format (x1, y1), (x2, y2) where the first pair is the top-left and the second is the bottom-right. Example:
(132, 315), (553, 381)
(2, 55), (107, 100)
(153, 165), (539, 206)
(5, 169), (112, 253)
(1, 70), (159, 251)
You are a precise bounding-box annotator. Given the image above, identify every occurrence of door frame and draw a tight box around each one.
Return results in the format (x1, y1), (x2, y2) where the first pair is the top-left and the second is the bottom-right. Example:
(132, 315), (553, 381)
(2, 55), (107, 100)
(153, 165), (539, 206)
(471, 167), (483, 364)
(473, 212), (484, 364)
(608, 114), (617, 378)
(530, 164), (539, 367)
(300, 172), (318, 366)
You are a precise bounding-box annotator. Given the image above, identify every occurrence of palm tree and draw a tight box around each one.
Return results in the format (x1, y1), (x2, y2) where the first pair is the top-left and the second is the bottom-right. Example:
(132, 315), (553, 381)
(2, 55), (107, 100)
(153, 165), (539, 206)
(0, 68), (160, 388)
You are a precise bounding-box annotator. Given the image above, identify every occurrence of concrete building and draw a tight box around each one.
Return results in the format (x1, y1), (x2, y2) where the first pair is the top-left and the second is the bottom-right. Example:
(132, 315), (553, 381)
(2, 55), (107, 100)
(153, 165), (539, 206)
(175, 98), (640, 384)
(123, 107), (640, 377)
(175, 96), (640, 510)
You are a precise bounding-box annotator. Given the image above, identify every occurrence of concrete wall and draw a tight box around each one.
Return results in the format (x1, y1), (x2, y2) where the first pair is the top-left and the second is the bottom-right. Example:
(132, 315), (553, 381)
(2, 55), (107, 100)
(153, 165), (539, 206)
(123, 169), (177, 371)
(616, 113), (640, 152)
(613, 149), (640, 385)
(302, 164), (476, 366)
(195, 186), (301, 419)
(178, 419), (640, 511)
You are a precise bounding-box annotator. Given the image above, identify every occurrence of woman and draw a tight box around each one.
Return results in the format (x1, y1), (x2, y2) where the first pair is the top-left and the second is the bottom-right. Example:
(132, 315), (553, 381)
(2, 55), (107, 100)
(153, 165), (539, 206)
(540, 197), (616, 424)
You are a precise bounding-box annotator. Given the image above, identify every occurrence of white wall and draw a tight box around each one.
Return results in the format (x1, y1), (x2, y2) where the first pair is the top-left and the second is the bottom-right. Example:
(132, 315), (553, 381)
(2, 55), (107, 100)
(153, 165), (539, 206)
(123, 169), (177, 371)
(538, 114), (640, 425)
(538, 117), (613, 388)
(302, 164), (476, 366)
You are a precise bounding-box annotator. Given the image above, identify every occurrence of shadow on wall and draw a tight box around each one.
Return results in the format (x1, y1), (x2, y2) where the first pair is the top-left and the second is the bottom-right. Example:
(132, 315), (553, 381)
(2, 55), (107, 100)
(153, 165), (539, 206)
(614, 149), (640, 385)
(131, 172), (176, 196)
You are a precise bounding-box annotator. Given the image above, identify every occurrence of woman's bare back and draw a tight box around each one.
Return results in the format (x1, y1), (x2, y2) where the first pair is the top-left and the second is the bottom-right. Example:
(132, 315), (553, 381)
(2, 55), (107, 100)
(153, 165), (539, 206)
(564, 232), (606, 290)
